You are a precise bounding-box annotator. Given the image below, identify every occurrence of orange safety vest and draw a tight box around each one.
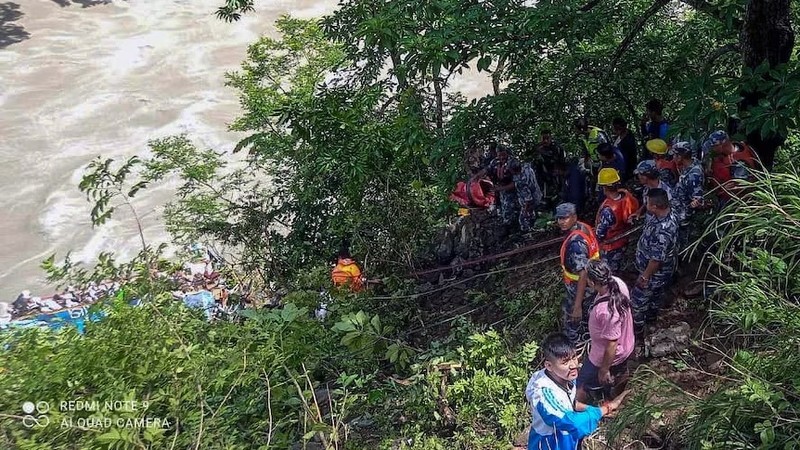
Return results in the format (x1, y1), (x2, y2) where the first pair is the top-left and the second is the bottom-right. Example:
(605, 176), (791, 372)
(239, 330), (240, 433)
(655, 158), (678, 183)
(560, 222), (601, 283)
(465, 178), (495, 208)
(331, 258), (364, 292)
(711, 142), (756, 200)
(449, 178), (495, 208)
(596, 189), (640, 252)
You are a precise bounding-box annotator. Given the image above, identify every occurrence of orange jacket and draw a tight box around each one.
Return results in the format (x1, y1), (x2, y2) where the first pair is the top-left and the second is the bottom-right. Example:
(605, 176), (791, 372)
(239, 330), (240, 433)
(449, 178), (495, 208)
(596, 189), (640, 252)
(560, 222), (600, 283)
(332, 258), (364, 291)
(711, 143), (756, 200)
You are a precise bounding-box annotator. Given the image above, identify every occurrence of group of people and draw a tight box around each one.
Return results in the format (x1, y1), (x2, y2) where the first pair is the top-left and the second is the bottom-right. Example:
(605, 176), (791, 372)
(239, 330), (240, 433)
(526, 104), (758, 448)
(319, 100), (760, 449)
(4, 281), (122, 322)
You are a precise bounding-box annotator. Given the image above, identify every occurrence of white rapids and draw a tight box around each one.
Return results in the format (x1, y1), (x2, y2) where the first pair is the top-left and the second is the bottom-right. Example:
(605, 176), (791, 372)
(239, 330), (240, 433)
(0, 0), (492, 300)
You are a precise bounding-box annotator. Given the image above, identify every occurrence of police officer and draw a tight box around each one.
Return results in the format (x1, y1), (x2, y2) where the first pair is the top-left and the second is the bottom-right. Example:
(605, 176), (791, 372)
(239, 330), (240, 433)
(628, 160), (673, 222)
(511, 161), (543, 232)
(631, 188), (679, 331)
(704, 130), (757, 210)
(670, 142), (705, 253)
(556, 202), (600, 348)
(595, 168), (639, 272)
(489, 147), (520, 226)
(645, 139), (678, 188)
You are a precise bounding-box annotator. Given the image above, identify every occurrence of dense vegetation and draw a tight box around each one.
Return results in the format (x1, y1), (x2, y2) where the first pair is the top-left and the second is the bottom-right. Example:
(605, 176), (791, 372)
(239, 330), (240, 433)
(2, 0), (800, 448)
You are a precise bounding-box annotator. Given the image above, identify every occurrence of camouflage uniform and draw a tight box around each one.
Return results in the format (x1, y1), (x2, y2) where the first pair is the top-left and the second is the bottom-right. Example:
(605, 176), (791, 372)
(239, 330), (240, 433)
(631, 212), (679, 328)
(562, 234), (596, 346)
(488, 157), (519, 225)
(656, 162), (678, 189)
(514, 163), (543, 232)
(595, 206), (624, 272)
(671, 161), (705, 252)
(642, 181), (673, 211)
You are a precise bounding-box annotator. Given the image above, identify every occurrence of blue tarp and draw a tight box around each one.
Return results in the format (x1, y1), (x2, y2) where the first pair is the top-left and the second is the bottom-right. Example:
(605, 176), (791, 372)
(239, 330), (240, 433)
(183, 290), (216, 320)
(2, 298), (141, 334)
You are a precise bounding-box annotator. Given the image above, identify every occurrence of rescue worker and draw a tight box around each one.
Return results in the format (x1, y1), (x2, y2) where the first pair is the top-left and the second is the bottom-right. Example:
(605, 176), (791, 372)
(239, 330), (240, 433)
(449, 167), (495, 209)
(331, 248), (364, 292)
(554, 159), (587, 217)
(535, 129), (567, 197)
(489, 147), (520, 226)
(631, 188), (678, 331)
(574, 119), (611, 202)
(628, 160), (672, 223)
(595, 169), (640, 272)
(557, 202), (600, 348)
(510, 161), (543, 232)
(645, 139), (678, 188)
(705, 130), (757, 209)
(597, 143), (626, 180)
(640, 99), (669, 157)
(612, 117), (638, 182)
(670, 142), (705, 253)
(574, 118), (611, 165)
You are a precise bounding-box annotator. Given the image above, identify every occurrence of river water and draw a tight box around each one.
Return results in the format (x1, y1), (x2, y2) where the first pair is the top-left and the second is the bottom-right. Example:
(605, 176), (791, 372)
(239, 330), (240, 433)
(0, 0), (491, 300)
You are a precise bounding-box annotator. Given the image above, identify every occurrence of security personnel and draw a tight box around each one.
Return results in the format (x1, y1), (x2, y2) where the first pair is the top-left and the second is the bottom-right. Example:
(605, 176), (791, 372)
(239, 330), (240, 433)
(705, 130), (757, 209)
(595, 168), (640, 272)
(670, 142), (705, 253)
(645, 139), (678, 188)
(489, 147), (520, 226)
(574, 118), (611, 163)
(557, 202), (600, 348)
(510, 161), (543, 232)
(331, 248), (364, 292)
(574, 118), (611, 200)
(631, 188), (678, 331)
(628, 160), (672, 222)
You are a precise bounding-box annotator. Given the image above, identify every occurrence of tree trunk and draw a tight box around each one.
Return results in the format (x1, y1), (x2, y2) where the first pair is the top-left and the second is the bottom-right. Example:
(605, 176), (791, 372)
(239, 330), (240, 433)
(738, 0), (794, 170)
(492, 55), (507, 96)
(433, 77), (444, 131)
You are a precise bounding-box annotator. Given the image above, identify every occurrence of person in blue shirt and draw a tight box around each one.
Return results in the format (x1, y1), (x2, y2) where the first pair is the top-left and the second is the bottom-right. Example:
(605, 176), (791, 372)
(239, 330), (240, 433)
(640, 99), (669, 160)
(526, 332), (630, 450)
(598, 143), (626, 177)
(596, 143), (626, 200)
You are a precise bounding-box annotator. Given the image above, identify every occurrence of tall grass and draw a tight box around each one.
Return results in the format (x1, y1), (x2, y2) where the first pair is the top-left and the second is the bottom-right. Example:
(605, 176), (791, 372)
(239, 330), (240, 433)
(611, 159), (800, 449)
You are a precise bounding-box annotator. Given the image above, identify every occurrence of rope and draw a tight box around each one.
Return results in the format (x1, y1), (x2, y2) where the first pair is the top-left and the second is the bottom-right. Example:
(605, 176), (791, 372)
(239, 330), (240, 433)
(362, 254), (560, 302)
(410, 235), (564, 277)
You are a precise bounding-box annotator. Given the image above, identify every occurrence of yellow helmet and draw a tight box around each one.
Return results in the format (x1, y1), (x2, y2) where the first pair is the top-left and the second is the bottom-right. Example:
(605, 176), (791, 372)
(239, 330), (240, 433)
(597, 168), (621, 186)
(646, 138), (668, 155)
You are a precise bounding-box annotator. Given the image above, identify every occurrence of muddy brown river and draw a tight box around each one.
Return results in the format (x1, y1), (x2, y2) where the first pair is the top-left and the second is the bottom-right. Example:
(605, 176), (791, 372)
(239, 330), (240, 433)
(0, 0), (491, 300)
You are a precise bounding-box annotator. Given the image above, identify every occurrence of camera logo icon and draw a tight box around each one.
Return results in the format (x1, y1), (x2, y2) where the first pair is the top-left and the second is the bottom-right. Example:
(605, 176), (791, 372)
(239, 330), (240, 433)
(21, 401), (50, 428)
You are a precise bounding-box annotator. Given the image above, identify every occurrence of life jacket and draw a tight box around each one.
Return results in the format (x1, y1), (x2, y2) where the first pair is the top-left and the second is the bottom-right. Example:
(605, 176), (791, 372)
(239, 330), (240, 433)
(596, 190), (640, 252)
(449, 178), (495, 208)
(582, 126), (608, 160)
(711, 142), (756, 199)
(560, 221), (601, 283)
(331, 258), (364, 292)
(465, 178), (495, 207)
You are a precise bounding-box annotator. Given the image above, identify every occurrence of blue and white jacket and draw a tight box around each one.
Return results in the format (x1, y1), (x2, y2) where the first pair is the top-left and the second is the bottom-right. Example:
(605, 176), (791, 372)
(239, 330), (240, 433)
(525, 369), (603, 450)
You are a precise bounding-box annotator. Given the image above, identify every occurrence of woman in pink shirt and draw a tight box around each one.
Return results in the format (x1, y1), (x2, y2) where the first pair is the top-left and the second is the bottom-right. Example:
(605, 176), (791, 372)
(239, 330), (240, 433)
(576, 259), (635, 403)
